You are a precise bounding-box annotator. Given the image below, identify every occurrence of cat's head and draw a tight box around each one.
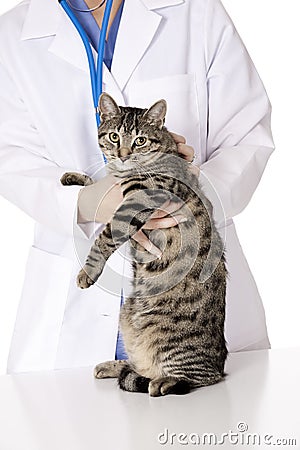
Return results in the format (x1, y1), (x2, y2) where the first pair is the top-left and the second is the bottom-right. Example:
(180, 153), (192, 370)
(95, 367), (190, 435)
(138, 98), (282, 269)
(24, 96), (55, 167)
(97, 93), (177, 175)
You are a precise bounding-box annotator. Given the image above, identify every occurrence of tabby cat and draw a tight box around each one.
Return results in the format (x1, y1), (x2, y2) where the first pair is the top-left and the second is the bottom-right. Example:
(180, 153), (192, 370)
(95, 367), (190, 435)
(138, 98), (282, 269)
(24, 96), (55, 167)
(61, 93), (228, 396)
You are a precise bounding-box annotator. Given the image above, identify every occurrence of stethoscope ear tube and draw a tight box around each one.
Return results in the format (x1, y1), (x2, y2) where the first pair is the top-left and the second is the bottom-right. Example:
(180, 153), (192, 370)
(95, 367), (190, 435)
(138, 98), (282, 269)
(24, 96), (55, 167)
(96, 0), (113, 124)
(58, 0), (113, 129)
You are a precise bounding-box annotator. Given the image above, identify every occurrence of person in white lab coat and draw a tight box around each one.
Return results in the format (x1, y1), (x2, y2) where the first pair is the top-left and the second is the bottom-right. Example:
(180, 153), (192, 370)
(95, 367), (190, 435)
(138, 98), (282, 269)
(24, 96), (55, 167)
(0, 0), (275, 374)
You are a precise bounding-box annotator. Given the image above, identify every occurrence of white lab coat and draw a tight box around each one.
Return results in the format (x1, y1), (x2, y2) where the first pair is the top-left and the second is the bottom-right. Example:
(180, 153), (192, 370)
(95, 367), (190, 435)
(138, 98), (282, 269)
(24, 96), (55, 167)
(0, 0), (275, 373)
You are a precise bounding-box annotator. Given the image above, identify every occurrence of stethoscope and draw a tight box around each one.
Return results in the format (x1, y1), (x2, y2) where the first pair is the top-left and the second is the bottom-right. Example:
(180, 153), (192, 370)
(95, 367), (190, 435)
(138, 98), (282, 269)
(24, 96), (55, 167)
(58, 0), (113, 128)
(59, 0), (127, 358)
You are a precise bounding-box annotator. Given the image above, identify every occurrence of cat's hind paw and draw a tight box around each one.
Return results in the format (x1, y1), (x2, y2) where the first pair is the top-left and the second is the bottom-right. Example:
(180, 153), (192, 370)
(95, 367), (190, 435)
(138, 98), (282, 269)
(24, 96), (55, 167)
(77, 268), (95, 289)
(149, 377), (190, 397)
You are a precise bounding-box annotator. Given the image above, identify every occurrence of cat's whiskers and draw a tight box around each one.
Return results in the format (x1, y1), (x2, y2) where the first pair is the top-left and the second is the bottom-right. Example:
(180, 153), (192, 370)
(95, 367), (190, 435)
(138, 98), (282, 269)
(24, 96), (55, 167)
(135, 161), (156, 189)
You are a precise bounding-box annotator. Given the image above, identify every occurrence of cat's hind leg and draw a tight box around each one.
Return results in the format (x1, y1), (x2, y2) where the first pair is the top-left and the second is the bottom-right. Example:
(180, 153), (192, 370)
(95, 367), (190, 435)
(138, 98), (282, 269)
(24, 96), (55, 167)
(60, 172), (93, 186)
(149, 376), (191, 397)
(94, 360), (128, 379)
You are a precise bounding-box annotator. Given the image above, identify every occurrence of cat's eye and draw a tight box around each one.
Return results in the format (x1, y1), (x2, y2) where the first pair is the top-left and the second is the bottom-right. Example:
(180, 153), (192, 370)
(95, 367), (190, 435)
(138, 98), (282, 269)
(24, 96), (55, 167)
(109, 132), (120, 143)
(134, 136), (147, 147)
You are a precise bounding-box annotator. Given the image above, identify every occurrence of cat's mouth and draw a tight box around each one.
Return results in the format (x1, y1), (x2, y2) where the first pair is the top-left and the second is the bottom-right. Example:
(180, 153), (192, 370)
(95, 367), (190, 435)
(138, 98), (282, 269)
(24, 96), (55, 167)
(106, 155), (136, 173)
(107, 152), (162, 174)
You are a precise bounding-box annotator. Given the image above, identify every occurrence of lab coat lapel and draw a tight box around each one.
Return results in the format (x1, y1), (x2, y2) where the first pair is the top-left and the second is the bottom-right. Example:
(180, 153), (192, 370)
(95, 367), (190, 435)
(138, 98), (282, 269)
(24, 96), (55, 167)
(21, 0), (92, 74)
(142, 0), (185, 9)
(48, 13), (91, 73)
(111, 0), (162, 92)
(20, 0), (59, 41)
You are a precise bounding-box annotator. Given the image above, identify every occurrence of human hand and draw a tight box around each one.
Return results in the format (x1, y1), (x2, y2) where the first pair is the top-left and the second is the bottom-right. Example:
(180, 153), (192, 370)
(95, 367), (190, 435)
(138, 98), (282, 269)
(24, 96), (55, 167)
(132, 199), (186, 258)
(77, 174), (123, 224)
(170, 132), (200, 176)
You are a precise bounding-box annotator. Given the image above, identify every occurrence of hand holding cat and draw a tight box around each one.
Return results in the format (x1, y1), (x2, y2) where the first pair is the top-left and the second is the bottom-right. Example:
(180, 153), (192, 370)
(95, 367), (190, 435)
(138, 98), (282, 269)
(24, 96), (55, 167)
(170, 132), (200, 176)
(77, 174), (123, 225)
(170, 132), (194, 162)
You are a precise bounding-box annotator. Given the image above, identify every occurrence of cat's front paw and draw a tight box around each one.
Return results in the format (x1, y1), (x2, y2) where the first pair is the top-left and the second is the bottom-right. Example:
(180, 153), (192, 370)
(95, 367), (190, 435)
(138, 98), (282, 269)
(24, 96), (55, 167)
(77, 268), (95, 289)
(60, 172), (93, 186)
(94, 360), (127, 379)
(60, 172), (78, 186)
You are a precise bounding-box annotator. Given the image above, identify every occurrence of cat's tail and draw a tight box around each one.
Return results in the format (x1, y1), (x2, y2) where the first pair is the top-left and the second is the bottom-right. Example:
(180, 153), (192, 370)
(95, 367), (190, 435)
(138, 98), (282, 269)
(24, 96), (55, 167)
(118, 365), (151, 393)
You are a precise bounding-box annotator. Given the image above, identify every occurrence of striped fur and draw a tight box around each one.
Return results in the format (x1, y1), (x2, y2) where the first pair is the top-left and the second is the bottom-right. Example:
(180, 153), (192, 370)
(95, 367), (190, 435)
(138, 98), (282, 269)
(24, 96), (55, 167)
(62, 94), (228, 396)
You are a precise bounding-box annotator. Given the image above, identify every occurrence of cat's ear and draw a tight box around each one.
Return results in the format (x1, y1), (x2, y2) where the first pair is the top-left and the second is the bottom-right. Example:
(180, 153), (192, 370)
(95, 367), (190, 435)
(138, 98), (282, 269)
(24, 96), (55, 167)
(143, 99), (167, 128)
(98, 93), (121, 120)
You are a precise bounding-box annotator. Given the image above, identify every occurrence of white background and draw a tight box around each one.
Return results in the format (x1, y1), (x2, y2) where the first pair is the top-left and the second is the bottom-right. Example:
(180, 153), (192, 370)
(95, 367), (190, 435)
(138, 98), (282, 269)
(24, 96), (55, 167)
(0, 0), (299, 375)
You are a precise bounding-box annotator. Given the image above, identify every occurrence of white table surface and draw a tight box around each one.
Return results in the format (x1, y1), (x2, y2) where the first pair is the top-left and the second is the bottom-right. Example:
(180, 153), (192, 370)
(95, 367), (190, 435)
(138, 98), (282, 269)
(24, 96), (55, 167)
(0, 348), (299, 450)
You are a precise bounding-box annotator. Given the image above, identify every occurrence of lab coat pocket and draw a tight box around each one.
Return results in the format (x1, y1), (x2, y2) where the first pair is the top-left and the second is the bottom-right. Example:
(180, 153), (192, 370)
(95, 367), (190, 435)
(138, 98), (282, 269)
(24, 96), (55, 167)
(7, 246), (73, 373)
(128, 74), (200, 152)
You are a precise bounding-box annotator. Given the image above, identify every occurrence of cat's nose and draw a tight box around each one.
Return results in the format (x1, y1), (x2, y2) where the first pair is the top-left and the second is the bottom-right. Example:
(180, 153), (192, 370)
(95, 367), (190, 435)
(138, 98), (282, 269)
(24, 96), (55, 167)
(119, 147), (131, 163)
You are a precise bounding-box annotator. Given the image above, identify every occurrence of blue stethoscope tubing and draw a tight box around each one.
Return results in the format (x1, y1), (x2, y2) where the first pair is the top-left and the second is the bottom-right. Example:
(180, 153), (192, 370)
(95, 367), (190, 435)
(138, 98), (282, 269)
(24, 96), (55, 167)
(59, 0), (127, 358)
(58, 0), (113, 128)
